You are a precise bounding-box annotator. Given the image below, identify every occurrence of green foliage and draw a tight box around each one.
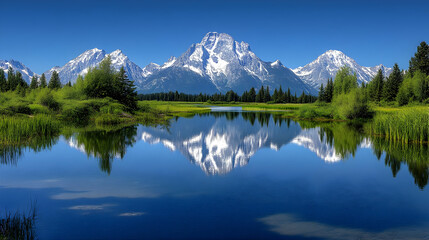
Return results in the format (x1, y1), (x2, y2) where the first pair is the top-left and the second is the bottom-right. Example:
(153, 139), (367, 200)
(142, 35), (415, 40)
(38, 90), (61, 111)
(396, 70), (428, 105)
(368, 69), (384, 102)
(115, 66), (138, 110)
(333, 66), (358, 95)
(83, 57), (138, 110)
(0, 68), (6, 92)
(409, 41), (429, 76)
(39, 73), (47, 88)
(29, 76), (38, 89)
(48, 70), (62, 89)
(367, 108), (429, 144)
(61, 103), (91, 124)
(0, 115), (60, 144)
(333, 88), (371, 119)
(382, 63), (403, 102)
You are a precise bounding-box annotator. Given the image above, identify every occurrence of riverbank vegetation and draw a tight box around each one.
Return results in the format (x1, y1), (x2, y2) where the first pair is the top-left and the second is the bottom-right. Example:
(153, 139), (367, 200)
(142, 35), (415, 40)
(0, 42), (428, 145)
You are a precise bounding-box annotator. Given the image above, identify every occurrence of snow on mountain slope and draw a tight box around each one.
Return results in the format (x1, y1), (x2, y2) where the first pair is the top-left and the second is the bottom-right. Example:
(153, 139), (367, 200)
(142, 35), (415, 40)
(43, 48), (145, 85)
(140, 32), (313, 94)
(0, 59), (37, 83)
(293, 50), (392, 90)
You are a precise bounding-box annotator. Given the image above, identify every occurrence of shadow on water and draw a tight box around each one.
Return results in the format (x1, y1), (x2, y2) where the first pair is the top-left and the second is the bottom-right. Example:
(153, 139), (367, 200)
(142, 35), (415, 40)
(0, 111), (428, 188)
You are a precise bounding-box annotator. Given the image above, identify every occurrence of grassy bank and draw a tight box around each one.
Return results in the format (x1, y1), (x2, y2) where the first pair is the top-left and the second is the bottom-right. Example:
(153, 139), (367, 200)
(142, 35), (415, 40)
(145, 100), (429, 144)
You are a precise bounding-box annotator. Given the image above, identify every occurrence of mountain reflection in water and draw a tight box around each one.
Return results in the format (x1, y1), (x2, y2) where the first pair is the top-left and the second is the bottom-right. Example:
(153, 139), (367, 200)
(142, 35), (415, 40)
(1, 111), (428, 188)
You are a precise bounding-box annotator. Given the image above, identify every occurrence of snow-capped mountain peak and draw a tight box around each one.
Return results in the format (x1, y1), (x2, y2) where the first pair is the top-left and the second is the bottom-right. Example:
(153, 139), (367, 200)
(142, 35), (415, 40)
(43, 48), (145, 85)
(293, 50), (392, 89)
(140, 32), (312, 94)
(0, 59), (37, 83)
(142, 62), (160, 77)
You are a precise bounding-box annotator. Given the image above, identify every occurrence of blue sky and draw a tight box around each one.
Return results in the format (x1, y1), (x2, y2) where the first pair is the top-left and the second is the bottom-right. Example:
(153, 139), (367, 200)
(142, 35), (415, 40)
(1, 0), (428, 73)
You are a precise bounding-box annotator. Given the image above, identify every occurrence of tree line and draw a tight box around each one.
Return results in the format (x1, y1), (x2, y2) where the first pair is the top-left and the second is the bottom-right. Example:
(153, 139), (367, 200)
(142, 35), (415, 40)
(318, 41), (429, 105)
(139, 86), (317, 103)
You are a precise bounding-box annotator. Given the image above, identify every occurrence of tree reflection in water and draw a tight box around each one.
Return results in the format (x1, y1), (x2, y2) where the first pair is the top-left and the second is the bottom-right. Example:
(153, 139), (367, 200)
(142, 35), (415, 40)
(0, 112), (428, 188)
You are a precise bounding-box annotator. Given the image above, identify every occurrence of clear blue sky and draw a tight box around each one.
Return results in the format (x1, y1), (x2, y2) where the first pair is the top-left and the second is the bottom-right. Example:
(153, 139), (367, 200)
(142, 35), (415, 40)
(1, 0), (428, 73)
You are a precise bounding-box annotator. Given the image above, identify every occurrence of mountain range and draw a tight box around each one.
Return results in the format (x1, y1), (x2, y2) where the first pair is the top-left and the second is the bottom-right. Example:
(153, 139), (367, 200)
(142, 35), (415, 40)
(0, 32), (392, 94)
(292, 50), (392, 90)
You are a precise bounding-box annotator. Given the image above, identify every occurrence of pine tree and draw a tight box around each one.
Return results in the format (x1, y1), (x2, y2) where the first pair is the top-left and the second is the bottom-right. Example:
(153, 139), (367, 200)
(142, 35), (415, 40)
(286, 88), (291, 103)
(256, 86), (265, 102)
(249, 87), (256, 102)
(382, 63), (403, 101)
(319, 83), (325, 102)
(278, 85), (284, 103)
(265, 86), (271, 102)
(48, 71), (62, 89)
(15, 71), (28, 89)
(116, 66), (138, 110)
(369, 69), (384, 102)
(409, 41), (429, 76)
(0, 68), (6, 92)
(39, 73), (47, 88)
(272, 89), (278, 102)
(30, 75), (38, 89)
(7, 67), (16, 90)
(325, 78), (334, 102)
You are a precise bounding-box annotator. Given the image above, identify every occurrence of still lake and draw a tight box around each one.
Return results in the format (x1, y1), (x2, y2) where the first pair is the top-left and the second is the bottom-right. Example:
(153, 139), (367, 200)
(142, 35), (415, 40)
(1, 109), (429, 239)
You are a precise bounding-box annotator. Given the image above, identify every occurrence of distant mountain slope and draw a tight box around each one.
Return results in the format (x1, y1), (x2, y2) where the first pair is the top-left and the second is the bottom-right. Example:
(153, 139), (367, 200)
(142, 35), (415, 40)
(0, 59), (37, 83)
(293, 50), (392, 89)
(140, 32), (313, 95)
(43, 48), (145, 85)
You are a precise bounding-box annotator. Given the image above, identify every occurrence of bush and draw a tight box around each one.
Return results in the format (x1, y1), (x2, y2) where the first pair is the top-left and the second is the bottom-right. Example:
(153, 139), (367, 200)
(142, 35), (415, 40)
(61, 103), (91, 124)
(39, 92), (61, 111)
(28, 104), (50, 114)
(333, 89), (371, 120)
(100, 102), (123, 114)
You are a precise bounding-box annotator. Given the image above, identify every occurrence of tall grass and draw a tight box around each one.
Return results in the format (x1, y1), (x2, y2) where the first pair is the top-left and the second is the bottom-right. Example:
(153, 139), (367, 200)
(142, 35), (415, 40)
(367, 108), (429, 143)
(0, 115), (61, 144)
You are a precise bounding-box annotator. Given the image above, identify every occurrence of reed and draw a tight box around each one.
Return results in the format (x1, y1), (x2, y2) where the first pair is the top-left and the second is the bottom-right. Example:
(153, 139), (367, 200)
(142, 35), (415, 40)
(0, 115), (61, 144)
(367, 108), (429, 144)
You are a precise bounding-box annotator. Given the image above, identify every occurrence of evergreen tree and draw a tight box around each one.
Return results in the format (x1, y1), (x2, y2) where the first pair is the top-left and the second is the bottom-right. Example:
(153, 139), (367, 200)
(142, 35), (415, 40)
(264, 86), (271, 102)
(48, 71), (62, 89)
(39, 73), (47, 88)
(286, 88), (291, 103)
(256, 86), (265, 102)
(319, 83), (325, 102)
(382, 63), (403, 101)
(7, 67), (15, 90)
(0, 68), (6, 92)
(15, 71), (28, 89)
(409, 41), (429, 75)
(116, 66), (138, 110)
(272, 89), (278, 102)
(278, 85), (284, 103)
(248, 87), (256, 102)
(369, 69), (384, 102)
(30, 75), (38, 89)
(325, 78), (334, 102)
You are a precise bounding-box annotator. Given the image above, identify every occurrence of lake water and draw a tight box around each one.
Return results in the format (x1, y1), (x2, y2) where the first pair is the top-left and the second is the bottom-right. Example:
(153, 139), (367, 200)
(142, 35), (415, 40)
(1, 111), (429, 239)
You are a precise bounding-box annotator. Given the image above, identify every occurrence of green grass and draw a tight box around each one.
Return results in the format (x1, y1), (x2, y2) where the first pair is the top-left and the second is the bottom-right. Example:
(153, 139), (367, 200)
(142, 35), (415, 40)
(0, 115), (61, 144)
(367, 107), (429, 143)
